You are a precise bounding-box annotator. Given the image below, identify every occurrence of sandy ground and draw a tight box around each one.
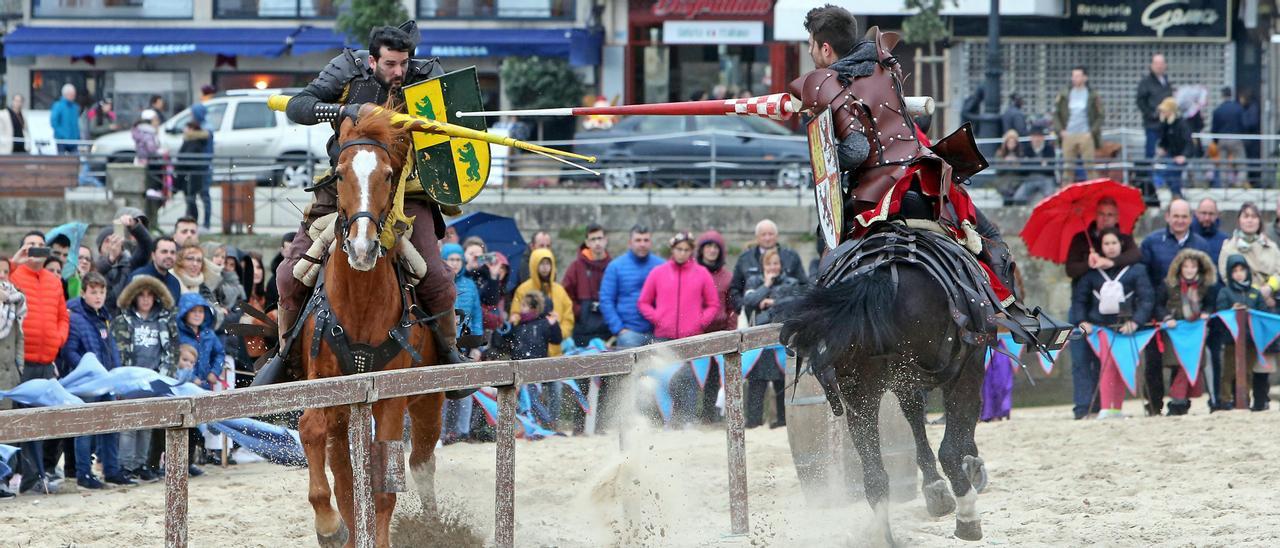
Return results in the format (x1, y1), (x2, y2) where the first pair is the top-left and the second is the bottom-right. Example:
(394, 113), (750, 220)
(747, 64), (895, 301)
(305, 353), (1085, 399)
(3, 398), (1279, 548)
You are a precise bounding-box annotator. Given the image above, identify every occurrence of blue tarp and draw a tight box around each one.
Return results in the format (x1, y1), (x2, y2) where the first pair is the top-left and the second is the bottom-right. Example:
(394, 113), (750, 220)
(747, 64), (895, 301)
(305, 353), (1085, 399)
(3, 26), (298, 57)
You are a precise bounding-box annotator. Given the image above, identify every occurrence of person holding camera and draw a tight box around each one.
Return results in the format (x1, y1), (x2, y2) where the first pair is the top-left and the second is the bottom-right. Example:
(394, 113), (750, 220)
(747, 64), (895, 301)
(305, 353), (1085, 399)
(8, 231), (71, 494)
(562, 223), (613, 347)
(461, 237), (506, 334)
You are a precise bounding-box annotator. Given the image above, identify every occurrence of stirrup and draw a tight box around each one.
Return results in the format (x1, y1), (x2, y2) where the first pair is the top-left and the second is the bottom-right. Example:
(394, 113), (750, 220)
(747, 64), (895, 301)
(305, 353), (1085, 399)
(1000, 302), (1074, 351)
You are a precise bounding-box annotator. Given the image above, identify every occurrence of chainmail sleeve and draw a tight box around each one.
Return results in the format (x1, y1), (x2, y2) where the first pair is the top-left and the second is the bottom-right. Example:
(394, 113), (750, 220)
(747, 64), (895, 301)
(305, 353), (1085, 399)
(286, 49), (363, 126)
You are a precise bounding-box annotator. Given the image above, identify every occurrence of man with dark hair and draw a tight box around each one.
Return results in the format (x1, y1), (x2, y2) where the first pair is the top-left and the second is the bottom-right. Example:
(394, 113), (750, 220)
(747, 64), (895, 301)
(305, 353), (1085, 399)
(173, 217), (199, 247)
(147, 95), (166, 123)
(130, 236), (180, 302)
(790, 4), (1067, 349)
(562, 223), (612, 346)
(1054, 66), (1104, 183)
(272, 21), (470, 391)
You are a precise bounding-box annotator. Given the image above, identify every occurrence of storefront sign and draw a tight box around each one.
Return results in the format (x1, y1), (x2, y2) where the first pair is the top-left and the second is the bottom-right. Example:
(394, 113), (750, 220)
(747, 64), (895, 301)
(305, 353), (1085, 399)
(1070, 0), (1229, 39)
(651, 0), (773, 19)
(663, 21), (764, 44)
(92, 43), (198, 56)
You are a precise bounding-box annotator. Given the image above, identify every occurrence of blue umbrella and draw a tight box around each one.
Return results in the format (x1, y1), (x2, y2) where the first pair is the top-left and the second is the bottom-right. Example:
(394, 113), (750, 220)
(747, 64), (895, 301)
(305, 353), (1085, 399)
(45, 221), (89, 280)
(446, 211), (527, 266)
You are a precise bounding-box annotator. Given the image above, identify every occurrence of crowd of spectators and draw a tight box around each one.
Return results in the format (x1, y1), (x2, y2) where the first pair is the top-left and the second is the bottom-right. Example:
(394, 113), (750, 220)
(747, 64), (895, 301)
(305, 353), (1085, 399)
(1068, 196), (1279, 419)
(0, 211), (282, 499)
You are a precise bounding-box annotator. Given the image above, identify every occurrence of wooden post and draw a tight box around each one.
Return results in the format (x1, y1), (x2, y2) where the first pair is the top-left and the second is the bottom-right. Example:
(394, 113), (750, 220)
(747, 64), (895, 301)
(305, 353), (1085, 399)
(495, 386), (518, 548)
(722, 352), (749, 536)
(164, 428), (189, 548)
(1235, 308), (1250, 410)
(348, 403), (376, 548)
(220, 434), (228, 468)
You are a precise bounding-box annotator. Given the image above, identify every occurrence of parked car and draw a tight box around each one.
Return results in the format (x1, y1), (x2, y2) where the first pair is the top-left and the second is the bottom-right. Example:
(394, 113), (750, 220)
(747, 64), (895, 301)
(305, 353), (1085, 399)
(90, 88), (331, 187)
(572, 115), (810, 189)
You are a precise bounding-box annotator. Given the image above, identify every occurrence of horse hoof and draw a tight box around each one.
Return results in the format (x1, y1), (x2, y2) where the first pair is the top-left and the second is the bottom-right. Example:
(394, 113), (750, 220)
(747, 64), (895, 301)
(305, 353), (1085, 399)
(962, 456), (988, 494)
(316, 522), (349, 548)
(954, 520), (983, 541)
(923, 480), (956, 517)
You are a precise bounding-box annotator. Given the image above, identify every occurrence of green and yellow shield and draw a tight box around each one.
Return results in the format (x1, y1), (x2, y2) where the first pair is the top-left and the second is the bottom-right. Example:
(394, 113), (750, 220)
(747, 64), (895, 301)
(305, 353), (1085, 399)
(402, 67), (491, 205)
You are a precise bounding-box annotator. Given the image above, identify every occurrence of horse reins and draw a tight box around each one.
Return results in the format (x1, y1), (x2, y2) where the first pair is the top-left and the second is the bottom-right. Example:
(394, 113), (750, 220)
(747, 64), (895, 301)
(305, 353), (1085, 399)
(335, 137), (395, 246)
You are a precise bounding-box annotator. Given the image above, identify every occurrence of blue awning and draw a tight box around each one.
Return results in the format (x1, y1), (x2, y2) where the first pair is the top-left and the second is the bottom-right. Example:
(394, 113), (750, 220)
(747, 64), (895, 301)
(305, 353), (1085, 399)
(3, 26), (297, 58)
(292, 27), (603, 66)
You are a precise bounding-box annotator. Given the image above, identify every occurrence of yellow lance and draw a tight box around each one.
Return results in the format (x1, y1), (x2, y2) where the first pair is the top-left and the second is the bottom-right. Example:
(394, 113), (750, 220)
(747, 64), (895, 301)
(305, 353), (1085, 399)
(265, 95), (597, 170)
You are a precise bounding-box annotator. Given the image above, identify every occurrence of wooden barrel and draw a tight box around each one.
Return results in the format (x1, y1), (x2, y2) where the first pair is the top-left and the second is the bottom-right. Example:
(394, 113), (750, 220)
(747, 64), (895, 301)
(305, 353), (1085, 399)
(784, 361), (918, 506)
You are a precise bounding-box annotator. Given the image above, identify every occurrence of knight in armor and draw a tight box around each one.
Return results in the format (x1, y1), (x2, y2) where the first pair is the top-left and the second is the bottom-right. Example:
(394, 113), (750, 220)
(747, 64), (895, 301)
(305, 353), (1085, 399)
(792, 6), (1070, 348)
(259, 23), (468, 389)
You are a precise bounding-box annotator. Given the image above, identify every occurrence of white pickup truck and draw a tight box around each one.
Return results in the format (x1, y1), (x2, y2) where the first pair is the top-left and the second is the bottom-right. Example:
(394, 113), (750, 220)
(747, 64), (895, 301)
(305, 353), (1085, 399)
(90, 89), (332, 187)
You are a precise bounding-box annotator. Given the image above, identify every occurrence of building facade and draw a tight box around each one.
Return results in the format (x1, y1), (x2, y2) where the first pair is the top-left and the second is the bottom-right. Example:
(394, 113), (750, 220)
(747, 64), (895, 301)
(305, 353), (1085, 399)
(1, 0), (605, 120)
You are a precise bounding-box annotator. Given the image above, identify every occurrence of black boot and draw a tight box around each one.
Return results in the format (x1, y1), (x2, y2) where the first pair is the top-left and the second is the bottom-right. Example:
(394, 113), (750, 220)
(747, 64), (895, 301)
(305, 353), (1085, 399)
(1250, 373), (1270, 411)
(250, 307), (299, 388)
(430, 312), (478, 400)
(1167, 399), (1190, 416)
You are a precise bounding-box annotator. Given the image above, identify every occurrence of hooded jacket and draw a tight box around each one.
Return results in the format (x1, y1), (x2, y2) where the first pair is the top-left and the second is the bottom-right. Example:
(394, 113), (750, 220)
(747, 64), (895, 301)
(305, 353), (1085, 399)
(599, 249), (664, 335)
(10, 263), (69, 366)
(637, 256), (720, 340)
(510, 248), (574, 356)
(111, 275), (179, 373)
(177, 292), (226, 383)
(1071, 262), (1154, 327)
(1140, 228), (1212, 292)
(1217, 230), (1280, 292)
(1217, 254), (1268, 311)
(444, 244), (483, 338)
(1158, 248), (1216, 321)
(131, 262), (182, 308)
(61, 296), (121, 374)
(696, 230), (737, 332)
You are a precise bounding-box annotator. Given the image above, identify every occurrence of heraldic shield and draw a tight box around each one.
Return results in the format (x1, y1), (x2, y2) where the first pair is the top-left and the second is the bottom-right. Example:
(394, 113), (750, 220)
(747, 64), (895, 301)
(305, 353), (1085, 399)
(402, 67), (491, 205)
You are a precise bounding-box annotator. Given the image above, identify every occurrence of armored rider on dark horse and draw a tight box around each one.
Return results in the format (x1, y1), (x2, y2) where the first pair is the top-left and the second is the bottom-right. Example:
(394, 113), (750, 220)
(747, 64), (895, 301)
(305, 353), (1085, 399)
(254, 22), (472, 398)
(788, 7), (1072, 405)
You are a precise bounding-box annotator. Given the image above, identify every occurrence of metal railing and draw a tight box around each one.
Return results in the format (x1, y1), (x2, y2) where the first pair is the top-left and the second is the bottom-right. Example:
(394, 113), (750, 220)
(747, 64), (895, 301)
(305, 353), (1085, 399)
(0, 325), (782, 548)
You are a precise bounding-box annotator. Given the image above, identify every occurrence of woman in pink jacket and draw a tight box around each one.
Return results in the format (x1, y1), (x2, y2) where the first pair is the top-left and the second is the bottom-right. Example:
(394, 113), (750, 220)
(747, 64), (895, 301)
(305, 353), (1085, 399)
(638, 232), (720, 341)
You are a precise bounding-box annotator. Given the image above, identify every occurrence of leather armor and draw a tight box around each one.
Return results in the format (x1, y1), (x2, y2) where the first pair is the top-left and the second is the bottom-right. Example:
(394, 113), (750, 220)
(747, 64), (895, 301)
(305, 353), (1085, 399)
(790, 27), (955, 230)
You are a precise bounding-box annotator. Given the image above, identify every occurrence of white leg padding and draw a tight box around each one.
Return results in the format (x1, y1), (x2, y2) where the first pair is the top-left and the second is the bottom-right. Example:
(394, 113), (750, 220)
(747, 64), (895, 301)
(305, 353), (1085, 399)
(957, 487), (979, 522)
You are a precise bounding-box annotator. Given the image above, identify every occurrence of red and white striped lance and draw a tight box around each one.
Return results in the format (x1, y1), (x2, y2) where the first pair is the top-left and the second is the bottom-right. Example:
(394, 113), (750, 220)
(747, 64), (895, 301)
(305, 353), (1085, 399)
(455, 93), (803, 121)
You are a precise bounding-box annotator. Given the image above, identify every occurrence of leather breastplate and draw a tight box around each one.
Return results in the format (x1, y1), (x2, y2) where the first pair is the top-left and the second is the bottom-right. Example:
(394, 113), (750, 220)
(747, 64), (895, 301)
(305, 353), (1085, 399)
(790, 28), (944, 209)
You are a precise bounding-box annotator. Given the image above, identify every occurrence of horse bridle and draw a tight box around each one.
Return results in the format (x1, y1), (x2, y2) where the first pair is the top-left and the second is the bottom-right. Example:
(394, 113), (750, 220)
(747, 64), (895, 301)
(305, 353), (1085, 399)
(335, 137), (393, 246)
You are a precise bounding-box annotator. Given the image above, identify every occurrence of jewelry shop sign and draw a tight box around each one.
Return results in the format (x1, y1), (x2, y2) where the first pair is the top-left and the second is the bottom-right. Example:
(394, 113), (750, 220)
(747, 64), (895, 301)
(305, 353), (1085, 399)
(1070, 0), (1230, 40)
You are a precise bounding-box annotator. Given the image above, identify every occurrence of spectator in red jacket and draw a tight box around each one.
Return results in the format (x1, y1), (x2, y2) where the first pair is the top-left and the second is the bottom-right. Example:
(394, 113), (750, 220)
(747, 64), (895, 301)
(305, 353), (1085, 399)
(561, 223), (613, 347)
(9, 230), (71, 494)
(696, 230), (736, 332)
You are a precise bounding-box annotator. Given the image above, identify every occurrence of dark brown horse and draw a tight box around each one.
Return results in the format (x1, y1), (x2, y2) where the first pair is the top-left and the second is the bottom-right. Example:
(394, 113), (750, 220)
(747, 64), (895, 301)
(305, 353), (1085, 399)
(782, 226), (996, 545)
(298, 109), (444, 548)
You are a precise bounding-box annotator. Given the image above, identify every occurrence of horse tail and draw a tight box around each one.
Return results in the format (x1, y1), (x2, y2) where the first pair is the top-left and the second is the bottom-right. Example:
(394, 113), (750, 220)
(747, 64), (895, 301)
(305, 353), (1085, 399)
(780, 269), (899, 357)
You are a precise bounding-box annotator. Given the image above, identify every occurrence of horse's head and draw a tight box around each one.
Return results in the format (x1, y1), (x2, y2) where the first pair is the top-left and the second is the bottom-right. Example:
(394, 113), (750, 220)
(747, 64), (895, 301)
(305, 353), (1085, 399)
(334, 107), (407, 271)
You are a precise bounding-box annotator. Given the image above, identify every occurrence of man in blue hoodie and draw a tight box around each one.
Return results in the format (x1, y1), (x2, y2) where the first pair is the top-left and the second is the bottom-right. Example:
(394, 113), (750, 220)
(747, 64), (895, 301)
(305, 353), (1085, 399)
(599, 225), (664, 349)
(60, 272), (134, 489)
(49, 84), (81, 155)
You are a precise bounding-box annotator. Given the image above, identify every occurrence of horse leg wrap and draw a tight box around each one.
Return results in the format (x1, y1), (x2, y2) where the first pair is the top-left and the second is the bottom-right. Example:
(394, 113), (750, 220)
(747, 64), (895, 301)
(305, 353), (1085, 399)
(372, 440), (406, 493)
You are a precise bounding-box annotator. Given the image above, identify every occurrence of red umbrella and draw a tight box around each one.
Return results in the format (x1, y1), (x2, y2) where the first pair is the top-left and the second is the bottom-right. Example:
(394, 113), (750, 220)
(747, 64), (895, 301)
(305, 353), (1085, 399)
(1020, 179), (1145, 264)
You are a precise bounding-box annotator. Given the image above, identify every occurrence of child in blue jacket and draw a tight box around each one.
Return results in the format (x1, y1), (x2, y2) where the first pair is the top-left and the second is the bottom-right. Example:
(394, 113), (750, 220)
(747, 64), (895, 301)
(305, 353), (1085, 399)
(177, 292), (225, 389)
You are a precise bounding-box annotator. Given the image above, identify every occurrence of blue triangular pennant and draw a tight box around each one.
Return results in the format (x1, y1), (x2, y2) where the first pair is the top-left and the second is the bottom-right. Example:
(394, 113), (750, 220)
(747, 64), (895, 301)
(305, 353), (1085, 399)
(1249, 309), (1280, 366)
(559, 378), (590, 413)
(773, 346), (787, 374)
(646, 363), (685, 422)
(1089, 327), (1157, 395)
(998, 333), (1024, 361)
(741, 348), (764, 377)
(1164, 319), (1208, 385)
(1038, 348), (1061, 375)
(1215, 310), (1239, 339)
(691, 356), (713, 388)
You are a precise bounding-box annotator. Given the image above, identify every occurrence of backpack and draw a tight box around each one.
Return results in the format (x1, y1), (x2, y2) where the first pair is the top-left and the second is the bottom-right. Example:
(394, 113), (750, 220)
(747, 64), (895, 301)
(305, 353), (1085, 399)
(1094, 266), (1133, 315)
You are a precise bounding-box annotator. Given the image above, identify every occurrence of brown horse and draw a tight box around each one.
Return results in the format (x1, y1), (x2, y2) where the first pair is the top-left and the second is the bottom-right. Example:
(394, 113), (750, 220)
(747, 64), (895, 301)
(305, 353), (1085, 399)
(298, 109), (444, 548)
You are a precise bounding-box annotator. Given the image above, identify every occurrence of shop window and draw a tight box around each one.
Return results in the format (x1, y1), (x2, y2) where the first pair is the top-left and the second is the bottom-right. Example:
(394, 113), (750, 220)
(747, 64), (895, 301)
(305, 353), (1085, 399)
(213, 72), (316, 92)
(232, 101), (277, 130)
(34, 0), (194, 18)
(30, 70), (107, 109)
(417, 0), (574, 19)
(215, 0), (338, 18)
(108, 71), (191, 123)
